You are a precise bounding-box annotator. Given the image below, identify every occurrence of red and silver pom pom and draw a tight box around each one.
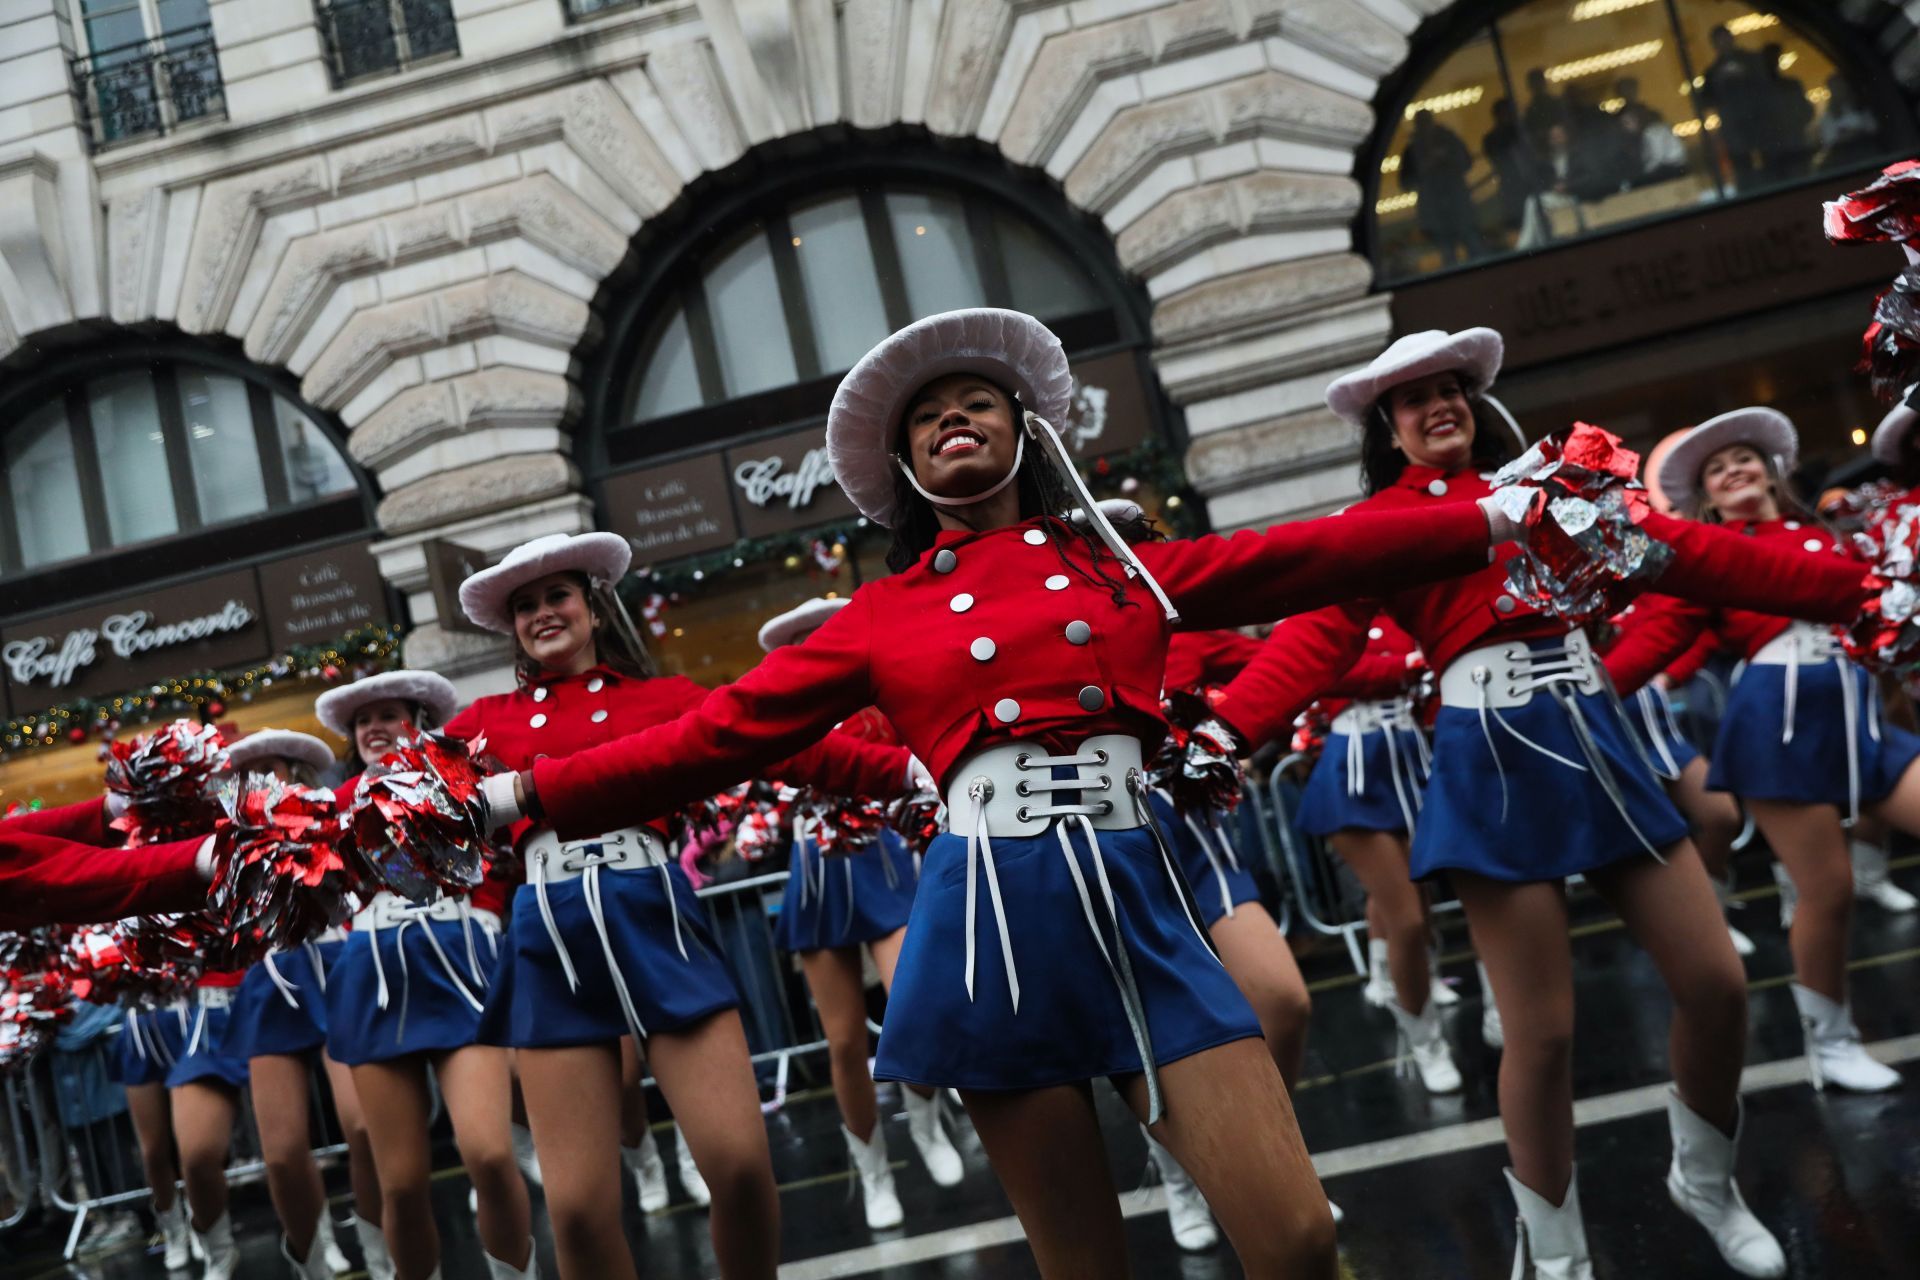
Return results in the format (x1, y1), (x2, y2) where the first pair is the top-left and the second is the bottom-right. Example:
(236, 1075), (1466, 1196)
(1490, 423), (1673, 627)
(795, 793), (889, 857)
(0, 965), (75, 1072)
(1841, 491), (1920, 673)
(886, 793), (946, 860)
(732, 787), (796, 863)
(1825, 161), (1920, 246)
(105, 720), (230, 846)
(349, 732), (502, 902)
(1151, 690), (1247, 814)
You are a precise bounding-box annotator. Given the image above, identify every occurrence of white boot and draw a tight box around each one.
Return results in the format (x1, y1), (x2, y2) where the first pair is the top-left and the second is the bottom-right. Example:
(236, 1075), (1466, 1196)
(902, 1088), (964, 1187)
(843, 1125), (905, 1230)
(1362, 938), (1394, 1008)
(192, 1212), (238, 1280)
(1852, 840), (1919, 912)
(1391, 1000), (1463, 1094)
(314, 1213), (349, 1275)
(1144, 1128), (1217, 1251)
(1427, 946), (1460, 1006)
(671, 1127), (712, 1207)
(622, 1130), (670, 1212)
(1504, 1168), (1593, 1280)
(1725, 921), (1757, 958)
(156, 1198), (191, 1271)
(484, 1243), (539, 1278)
(1772, 863), (1797, 930)
(1710, 872), (1757, 957)
(510, 1122), (544, 1187)
(1792, 983), (1901, 1092)
(1478, 961), (1504, 1051)
(1664, 1090), (1786, 1277)
(351, 1215), (395, 1280)
(282, 1234), (330, 1280)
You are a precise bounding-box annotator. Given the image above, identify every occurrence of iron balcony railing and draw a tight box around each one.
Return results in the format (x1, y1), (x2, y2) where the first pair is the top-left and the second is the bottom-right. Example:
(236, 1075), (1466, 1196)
(317, 0), (460, 87)
(69, 23), (226, 150)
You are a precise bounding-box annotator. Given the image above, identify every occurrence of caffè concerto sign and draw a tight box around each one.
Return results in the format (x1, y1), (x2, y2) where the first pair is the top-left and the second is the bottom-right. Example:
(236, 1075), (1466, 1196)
(602, 350), (1155, 559)
(0, 540), (387, 719)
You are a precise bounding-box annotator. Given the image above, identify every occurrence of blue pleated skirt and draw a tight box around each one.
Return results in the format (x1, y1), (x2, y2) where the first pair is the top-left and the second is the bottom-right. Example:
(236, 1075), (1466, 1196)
(326, 914), (500, 1066)
(872, 821), (1260, 1092)
(774, 827), (919, 952)
(1708, 661), (1920, 806)
(1297, 726), (1430, 837)
(1412, 683), (1689, 883)
(477, 862), (738, 1049)
(1149, 793), (1261, 927)
(222, 940), (343, 1061)
(108, 1003), (190, 1087)
(1621, 686), (1701, 778)
(165, 997), (248, 1089)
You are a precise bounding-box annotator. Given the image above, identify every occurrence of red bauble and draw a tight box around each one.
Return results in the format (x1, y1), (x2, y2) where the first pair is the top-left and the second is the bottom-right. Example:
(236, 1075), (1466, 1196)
(204, 701), (226, 718)
(67, 726), (86, 744)
(322, 665), (341, 680)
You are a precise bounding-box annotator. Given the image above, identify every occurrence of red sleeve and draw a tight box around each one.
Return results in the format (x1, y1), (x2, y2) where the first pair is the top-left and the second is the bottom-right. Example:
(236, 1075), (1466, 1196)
(764, 734), (910, 800)
(1645, 512), (1871, 622)
(2, 797), (112, 846)
(1663, 627), (1724, 686)
(1336, 650), (1413, 699)
(1601, 593), (1713, 696)
(1212, 603), (1374, 750)
(533, 593), (877, 840)
(1134, 502), (1493, 628)
(0, 832), (207, 929)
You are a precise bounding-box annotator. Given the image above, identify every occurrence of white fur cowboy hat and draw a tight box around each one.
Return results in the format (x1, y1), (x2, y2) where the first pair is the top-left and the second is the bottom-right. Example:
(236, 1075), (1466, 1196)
(314, 670), (460, 738)
(1871, 384), (1919, 465)
(226, 729), (335, 775)
(1656, 408), (1800, 513)
(457, 533), (632, 635)
(1325, 328), (1505, 426)
(826, 308), (1075, 527)
(757, 597), (850, 653)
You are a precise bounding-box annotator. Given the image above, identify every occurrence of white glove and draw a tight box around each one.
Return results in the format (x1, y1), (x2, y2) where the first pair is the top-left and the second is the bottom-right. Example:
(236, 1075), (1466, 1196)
(193, 834), (218, 883)
(480, 772), (524, 830)
(106, 791), (131, 819)
(907, 755), (936, 797)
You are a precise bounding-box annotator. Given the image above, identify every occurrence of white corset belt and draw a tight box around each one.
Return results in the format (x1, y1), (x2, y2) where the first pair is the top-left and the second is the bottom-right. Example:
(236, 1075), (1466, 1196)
(351, 891), (501, 1042)
(186, 984), (234, 1055)
(1331, 697), (1430, 835)
(944, 733), (1212, 1123)
(524, 825), (679, 1048)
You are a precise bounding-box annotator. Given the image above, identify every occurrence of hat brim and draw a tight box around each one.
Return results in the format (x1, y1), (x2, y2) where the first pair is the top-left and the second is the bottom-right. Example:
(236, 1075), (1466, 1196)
(1655, 409), (1800, 512)
(315, 670), (460, 738)
(827, 309), (1074, 527)
(757, 598), (850, 653)
(1871, 388), (1919, 465)
(1326, 328), (1504, 426)
(457, 533), (631, 634)
(226, 729), (336, 774)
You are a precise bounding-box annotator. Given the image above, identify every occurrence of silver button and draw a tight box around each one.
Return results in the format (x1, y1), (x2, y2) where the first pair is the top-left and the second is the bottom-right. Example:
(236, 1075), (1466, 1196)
(533, 687), (548, 703)
(1427, 479), (1448, 497)
(934, 549), (958, 573)
(970, 637), (996, 661)
(1785, 521), (1801, 530)
(529, 713), (548, 728)
(1065, 620), (1092, 645)
(1023, 529), (1047, 546)
(950, 593), (974, 613)
(591, 709), (608, 723)
(1368, 626), (1384, 639)
(1494, 595), (1516, 614)
(1078, 685), (1105, 712)
(1803, 538), (1823, 552)
(993, 698), (1021, 723)
(1045, 575), (1069, 591)
(587, 677), (604, 693)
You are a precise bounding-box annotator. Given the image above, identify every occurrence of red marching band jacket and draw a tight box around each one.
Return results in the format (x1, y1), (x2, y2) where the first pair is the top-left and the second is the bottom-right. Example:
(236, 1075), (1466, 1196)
(445, 664), (913, 850)
(1210, 466), (1876, 752)
(528, 502), (1503, 839)
(0, 798), (209, 931)
(1599, 518), (1857, 696)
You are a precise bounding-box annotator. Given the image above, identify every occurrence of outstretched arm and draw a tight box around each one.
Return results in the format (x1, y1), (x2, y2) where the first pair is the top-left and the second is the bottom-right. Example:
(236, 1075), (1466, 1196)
(2, 797), (114, 846)
(1603, 594), (1714, 696)
(1211, 603), (1376, 751)
(0, 831), (209, 929)
(1644, 512), (1871, 623)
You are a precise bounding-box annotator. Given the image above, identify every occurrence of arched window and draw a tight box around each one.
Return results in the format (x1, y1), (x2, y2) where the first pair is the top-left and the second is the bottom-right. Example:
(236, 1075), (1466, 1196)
(1367, 1), (1914, 285)
(0, 339), (370, 606)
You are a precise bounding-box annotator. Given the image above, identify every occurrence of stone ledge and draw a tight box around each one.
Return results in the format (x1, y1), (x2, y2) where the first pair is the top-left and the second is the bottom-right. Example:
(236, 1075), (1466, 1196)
(376, 451), (580, 534)
(1152, 253), (1373, 346)
(1116, 169), (1360, 276)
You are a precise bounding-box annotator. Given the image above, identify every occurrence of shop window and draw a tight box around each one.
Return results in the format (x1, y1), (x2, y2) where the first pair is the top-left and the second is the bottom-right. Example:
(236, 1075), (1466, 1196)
(0, 348), (369, 600)
(67, 0), (225, 149)
(1370, 2), (1908, 285)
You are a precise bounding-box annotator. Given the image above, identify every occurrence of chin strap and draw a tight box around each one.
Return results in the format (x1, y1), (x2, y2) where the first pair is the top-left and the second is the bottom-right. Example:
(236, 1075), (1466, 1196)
(1025, 412), (1180, 624)
(896, 434), (1026, 507)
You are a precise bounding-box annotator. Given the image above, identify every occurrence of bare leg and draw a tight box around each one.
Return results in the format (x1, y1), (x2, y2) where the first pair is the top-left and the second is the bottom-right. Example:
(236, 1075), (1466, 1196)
(1206, 903), (1312, 1089)
(169, 1082), (238, 1230)
(435, 1045), (532, 1268)
(249, 1054), (326, 1256)
(1453, 874), (1576, 1202)
(1586, 841), (1746, 1133)
(126, 1083), (179, 1212)
(1747, 801), (1853, 1000)
(519, 1044), (635, 1280)
(648, 1012), (780, 1280)
(1121, 1039), (1337, 1280)
(959, 1083), (1132, 1279)
(350, 1058), (440, 1280)
(321, 1053), (381, 1228)
(1332, 830), (1430, 1012)
(866, 930), (936, 1102)
(619, 1037), (650, 1146)
(1671, 758), (1742, 883)
(798, 947), (879, 1139)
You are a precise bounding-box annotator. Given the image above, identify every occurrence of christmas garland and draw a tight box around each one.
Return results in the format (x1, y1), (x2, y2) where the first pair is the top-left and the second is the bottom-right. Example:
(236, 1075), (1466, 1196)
(2, 624), (402, 756)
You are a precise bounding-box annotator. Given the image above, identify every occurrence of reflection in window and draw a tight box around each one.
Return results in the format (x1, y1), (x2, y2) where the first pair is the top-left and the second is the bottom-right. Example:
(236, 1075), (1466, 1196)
(272, 398), (357, 505)
(89, 372), (179, 545)
(7, 404), (88, 569)
(179, 370), (268, 523)
(1371, 1), (1902, 284)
